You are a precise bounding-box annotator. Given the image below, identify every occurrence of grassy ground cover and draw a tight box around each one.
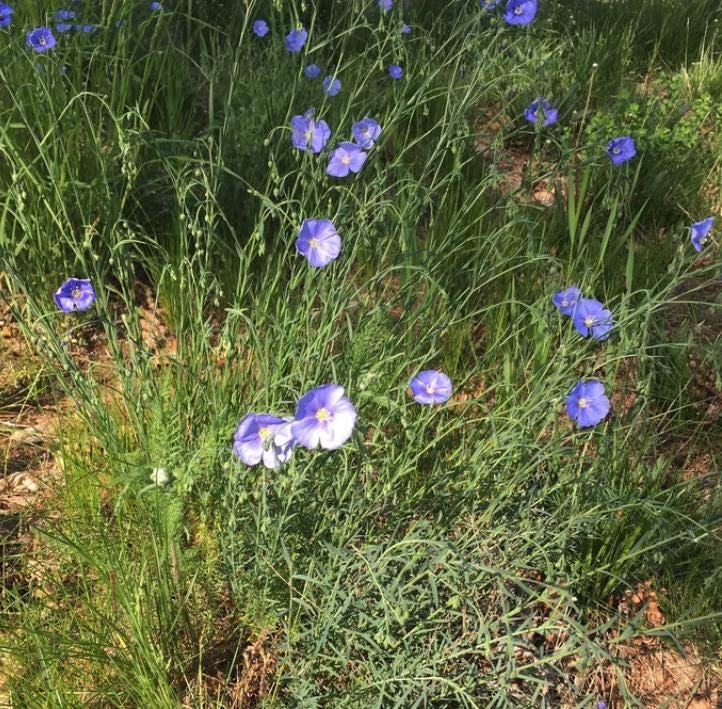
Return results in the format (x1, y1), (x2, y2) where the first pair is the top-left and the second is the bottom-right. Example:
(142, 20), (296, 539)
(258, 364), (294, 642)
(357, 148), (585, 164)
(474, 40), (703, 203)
(1, 0), (722, 706)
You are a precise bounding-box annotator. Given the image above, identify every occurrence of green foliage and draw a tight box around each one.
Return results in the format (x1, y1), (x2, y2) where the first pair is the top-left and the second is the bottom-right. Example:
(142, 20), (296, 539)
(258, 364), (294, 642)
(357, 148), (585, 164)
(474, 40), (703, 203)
(1, 0), (722, 706)
(582, 73), (721, 223)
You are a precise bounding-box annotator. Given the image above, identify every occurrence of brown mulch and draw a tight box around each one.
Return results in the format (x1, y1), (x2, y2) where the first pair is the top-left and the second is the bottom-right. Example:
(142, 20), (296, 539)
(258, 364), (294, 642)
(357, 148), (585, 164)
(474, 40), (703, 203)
(577, 582), (721, 709)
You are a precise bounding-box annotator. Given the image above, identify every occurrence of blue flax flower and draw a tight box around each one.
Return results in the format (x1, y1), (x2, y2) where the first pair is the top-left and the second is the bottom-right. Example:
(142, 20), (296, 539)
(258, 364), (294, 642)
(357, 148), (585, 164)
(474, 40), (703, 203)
(291, 384), (357, 450)
(285, 27), (307, 53)
(322, 75), (341, 96)
(525, 98), (558, 126)
(352, 117), (381, 149)
(290, 109), (330, 153)
(253, 19), (269, 37)
(503, 0), (537, 25)
(233, 414), (295, 469)
(566, 380), (610, 428)
(402, 23), (411, 34)
(304, 63), (321, 78)
(54, 278), (95, 312)
(150, 1), (162, 10)
(0, 3), (13, 28)
(27, 27), (56, 52)
(572, 298), (613, 340)
(379, 0), (393, 10)
(55, 9), (75, 32)
(410, 370), (452, 404)
(74, 24), (96, 32)
(296, 219), (341, 268)
(552, 285), (581, 316)
(388, 64), (403, 79)
(690, 216), (714, 253)
(327, 142), (367, 177)
(606, 136), (636, 165)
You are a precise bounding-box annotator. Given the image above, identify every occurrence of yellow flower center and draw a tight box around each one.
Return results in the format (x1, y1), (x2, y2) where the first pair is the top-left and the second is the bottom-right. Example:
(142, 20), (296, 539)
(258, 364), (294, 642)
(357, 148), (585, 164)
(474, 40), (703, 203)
(341, 155), (352, 165)
(72, 287), (81, 299)
(584, 316), (595, 327)
(612, 147), (621, 155)
(514, 4), (523, 14)
(258, 427), (271, 440)
(577, 398), (589, 408)
(425, 385), (435, 394)
(315, 407), (330, 421)
(304, 129), (313, 142)
(309, 238), (319, 248)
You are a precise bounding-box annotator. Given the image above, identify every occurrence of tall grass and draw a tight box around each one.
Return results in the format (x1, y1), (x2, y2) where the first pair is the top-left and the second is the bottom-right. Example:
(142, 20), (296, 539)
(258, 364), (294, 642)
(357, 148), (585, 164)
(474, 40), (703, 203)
(1, 0), (722, 705)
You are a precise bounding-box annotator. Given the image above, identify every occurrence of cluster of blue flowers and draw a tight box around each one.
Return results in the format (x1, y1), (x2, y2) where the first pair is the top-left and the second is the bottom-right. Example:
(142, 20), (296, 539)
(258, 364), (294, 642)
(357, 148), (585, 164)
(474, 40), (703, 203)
(290, 110), (382, 179)
(292, 57), (343, 97)
(54, 280), (455, 468)
(252, 15), (406, 82)
(548, 208), (715, 428)
(480, 0), (537, 26)
(55, 10), (75, 34)
(287, 114), (381, 268)
(0, 2), (167, 54)
(551, 286), (613, 427)
(52, 9), (97, 35)
(231, 368), (454, 469)
(553, 288), (613, 341)
(502, 9), (713, 429)
(233, 384), (358, 468)
(51, 3), (719, 467)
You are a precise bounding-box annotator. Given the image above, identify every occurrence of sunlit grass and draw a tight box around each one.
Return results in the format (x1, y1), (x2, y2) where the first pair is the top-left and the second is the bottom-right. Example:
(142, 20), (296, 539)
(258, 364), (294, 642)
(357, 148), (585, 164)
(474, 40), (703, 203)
(1, 0), (721, 705)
